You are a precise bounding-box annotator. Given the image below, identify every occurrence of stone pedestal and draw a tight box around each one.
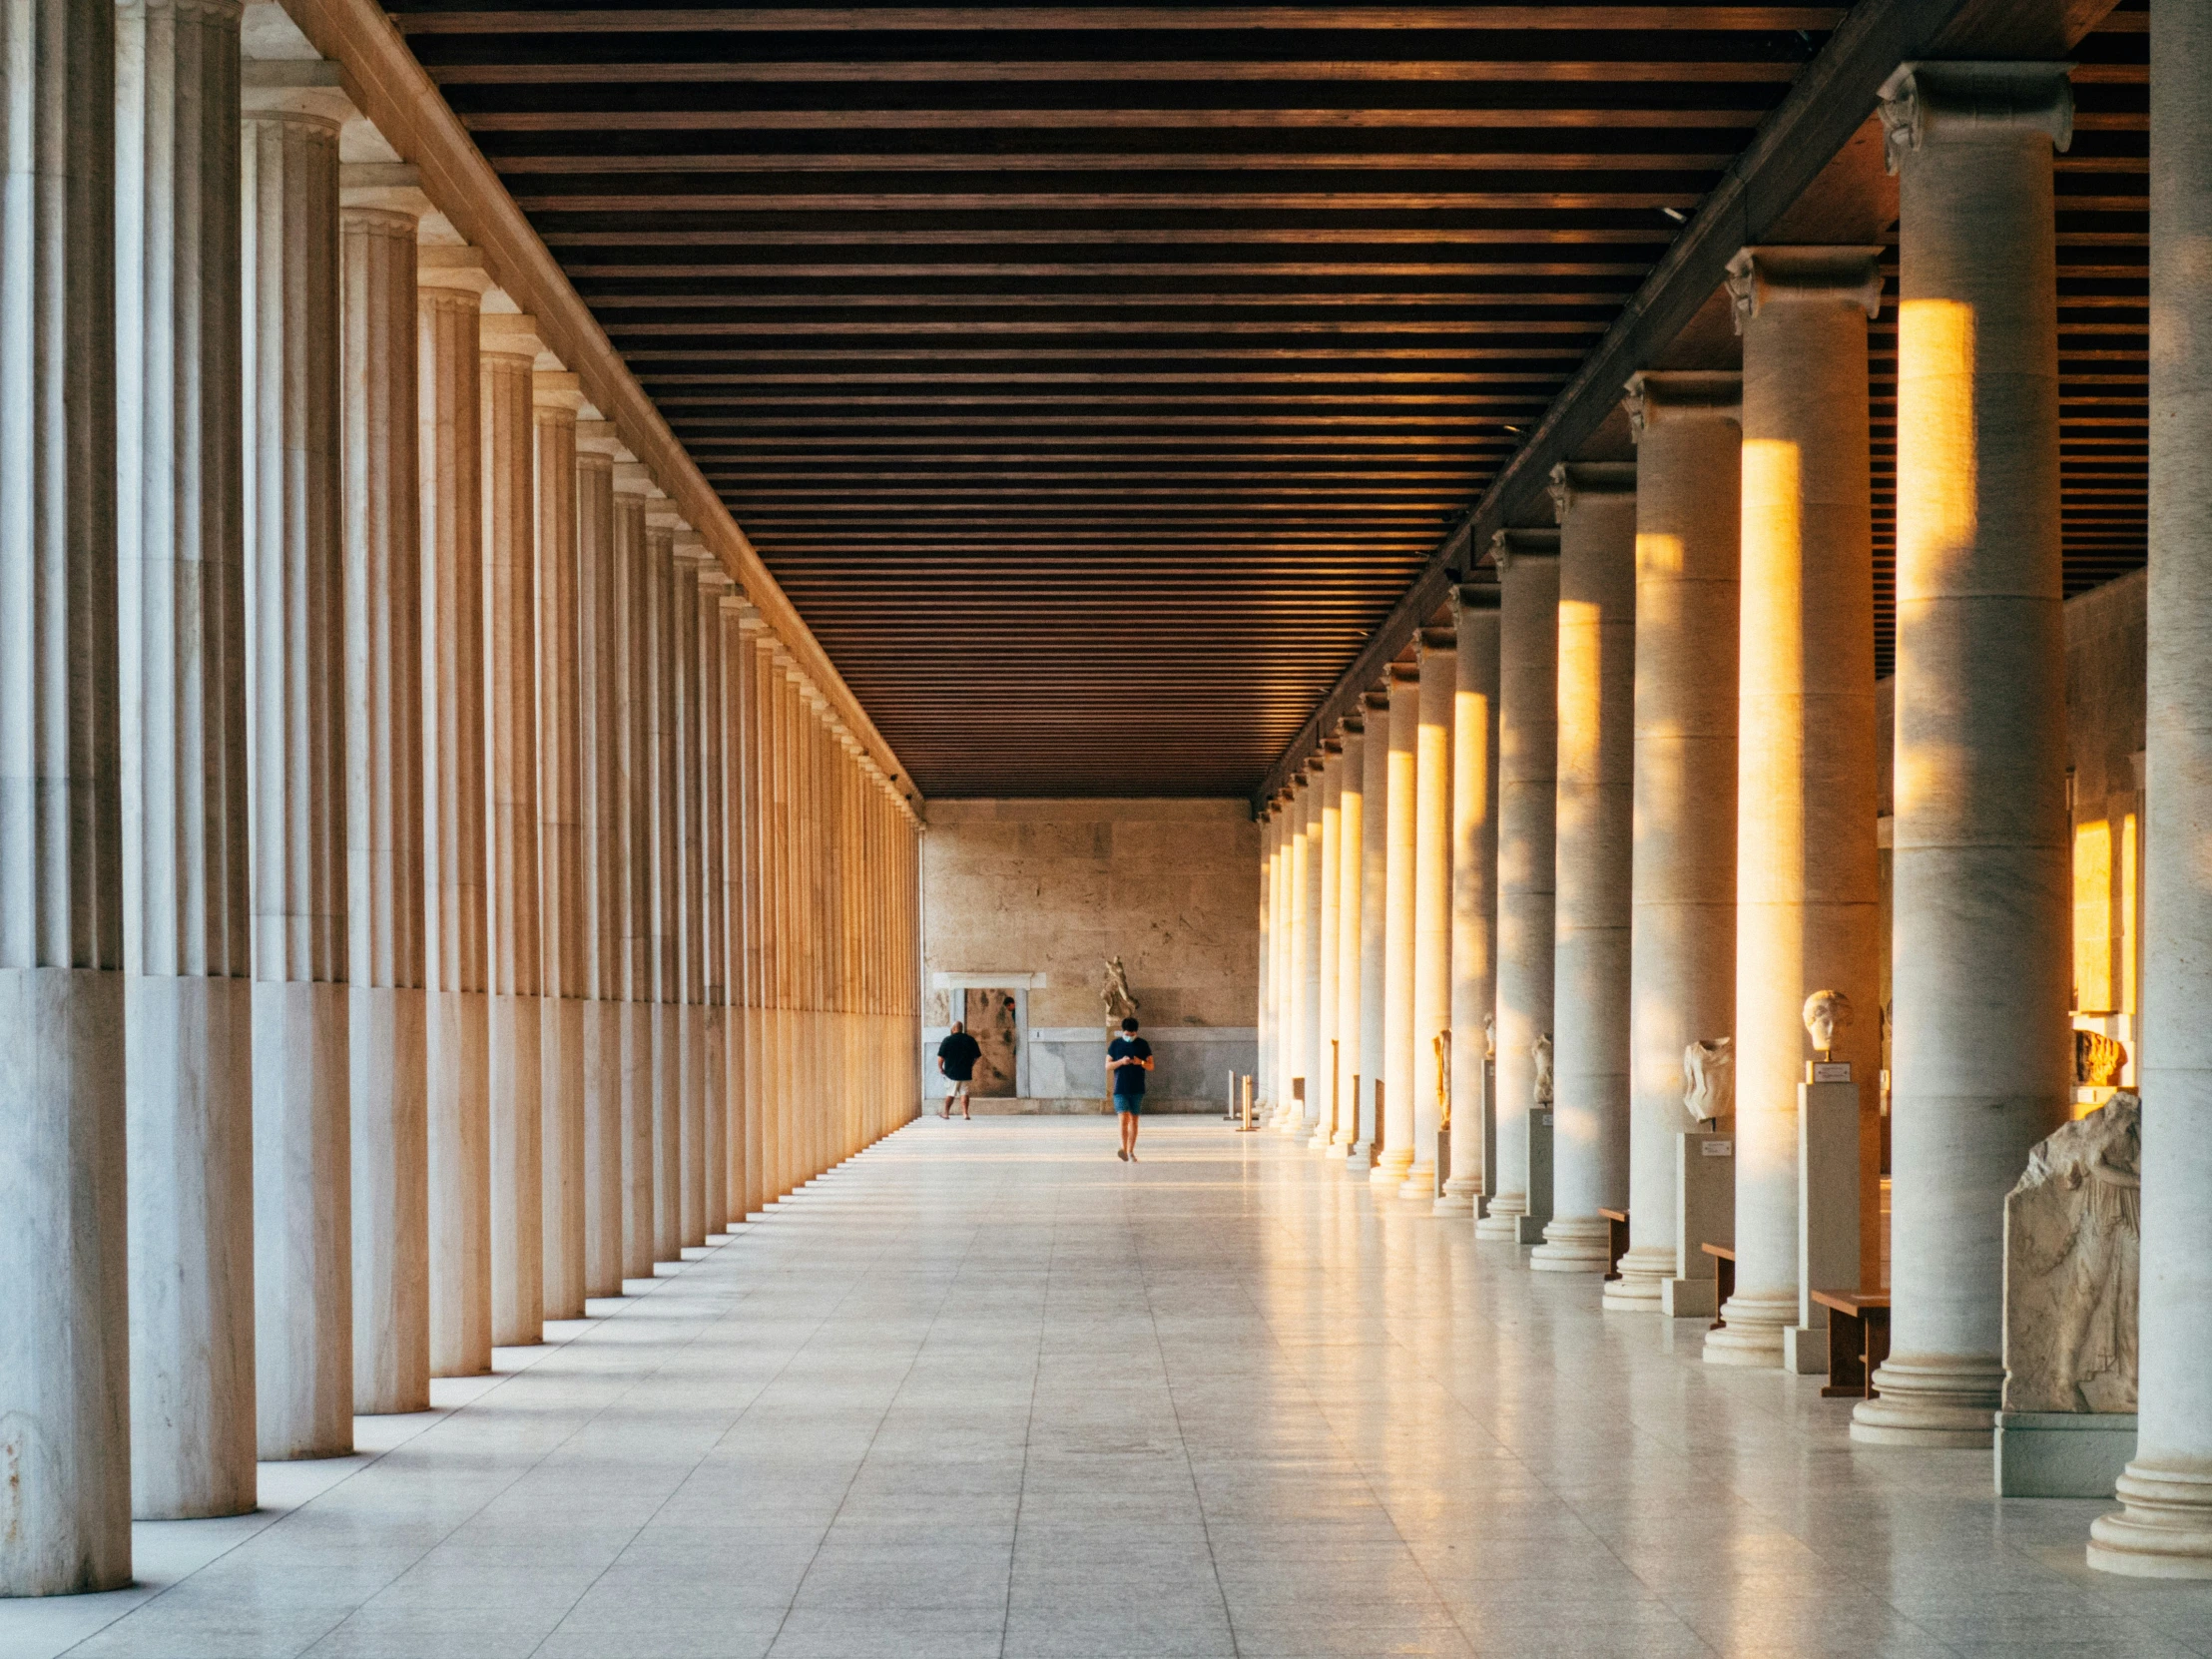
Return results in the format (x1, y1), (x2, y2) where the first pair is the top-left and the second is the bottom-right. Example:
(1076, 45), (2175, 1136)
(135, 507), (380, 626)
(1778, 1077), (1864, 1372)
(2002, 1413), (2138, 1499)
(1476, 531), (1559, 1240)
(1661, 1130), (1735, 1319)
(1404, 631), (1454, 1200)
(1376, 664), (1420, 1186)
(1708, 246), (1882, 1369)
(1613, 374), (1740, 1310)
(1858, 62), (2074, 1444)
(244, 67), (353, 1462)
(2091, 3), (2212, 1576)
(1440, 591), (1499, 1214)
(1535, 464), (1636, 1273)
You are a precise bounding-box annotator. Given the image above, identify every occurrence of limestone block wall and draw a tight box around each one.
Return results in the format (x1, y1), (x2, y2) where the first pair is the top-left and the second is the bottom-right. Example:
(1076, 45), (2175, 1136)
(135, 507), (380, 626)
(921, 799), (1260, 1110)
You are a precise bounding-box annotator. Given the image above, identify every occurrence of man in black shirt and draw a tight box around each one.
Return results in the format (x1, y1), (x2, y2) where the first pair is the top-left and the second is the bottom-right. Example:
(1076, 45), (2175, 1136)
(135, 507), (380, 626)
(936, 1020), (982, 1119)
(1107, 1016), (1154, 1161)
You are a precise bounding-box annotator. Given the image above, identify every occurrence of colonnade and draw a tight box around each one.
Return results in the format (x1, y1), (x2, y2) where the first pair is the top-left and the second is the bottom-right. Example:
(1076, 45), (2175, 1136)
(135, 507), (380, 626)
(1257, 51), (2212, 1576)
(0, 1), (920, 1599)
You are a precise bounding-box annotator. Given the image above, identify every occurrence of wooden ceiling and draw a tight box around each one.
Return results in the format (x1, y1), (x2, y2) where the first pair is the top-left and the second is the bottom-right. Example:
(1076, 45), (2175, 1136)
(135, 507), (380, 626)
(387, 1), (2147, 799)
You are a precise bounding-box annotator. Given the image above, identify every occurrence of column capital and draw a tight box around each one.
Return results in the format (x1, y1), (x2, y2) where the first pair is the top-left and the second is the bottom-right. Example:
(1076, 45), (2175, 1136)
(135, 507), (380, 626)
(339, 163), (430, 221)
(1337, 712), (1365, 739)
(1623, 369), (1741, 439)
(613, 460), (659, 499)
(1387, 661), (1422, 688)
(1547, 461), (1635, 525)
(1488, 527), (1559, 572)
(1725, 246), (1883, 329)
(1451, 582), (1501, 617)
(532, 370), (586, 415)
(242, 59), (355, 129)
(416, 244), (495, 297)
(479, 311), (543, 363)
(1363, 689), (1392, 717)
(671, 530), (714, 566)
(1878, 60), (2073, 174)
(1418, 625), (1456, 656)
(575, 419), (624, 462)
(1320, 738), (1342, 760)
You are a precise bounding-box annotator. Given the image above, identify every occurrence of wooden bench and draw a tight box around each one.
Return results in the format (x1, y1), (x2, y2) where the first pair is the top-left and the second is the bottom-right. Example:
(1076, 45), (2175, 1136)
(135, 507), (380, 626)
(1700, 1243), (1735, 1330)
(1811, 1290), (1891, 1399)
(1599, 1208), (1629, 1282)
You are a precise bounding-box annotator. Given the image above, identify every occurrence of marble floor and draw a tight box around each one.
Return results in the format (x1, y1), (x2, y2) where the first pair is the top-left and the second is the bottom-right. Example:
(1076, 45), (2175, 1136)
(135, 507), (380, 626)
(6, 1117), (2209, 1659)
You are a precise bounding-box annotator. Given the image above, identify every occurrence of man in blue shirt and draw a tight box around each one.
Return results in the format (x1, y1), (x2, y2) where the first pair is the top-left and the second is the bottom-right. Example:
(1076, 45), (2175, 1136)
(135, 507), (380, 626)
(1107, 1016), (1154, 1161)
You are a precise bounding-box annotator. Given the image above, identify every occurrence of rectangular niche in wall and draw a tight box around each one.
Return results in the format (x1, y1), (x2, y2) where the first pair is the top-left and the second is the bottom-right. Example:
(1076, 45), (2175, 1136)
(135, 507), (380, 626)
(964, 989), (1020, 1097)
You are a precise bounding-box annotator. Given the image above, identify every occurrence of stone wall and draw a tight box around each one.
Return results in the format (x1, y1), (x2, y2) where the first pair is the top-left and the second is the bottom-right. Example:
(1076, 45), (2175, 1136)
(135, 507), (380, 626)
(920, 799), (1260, 1111)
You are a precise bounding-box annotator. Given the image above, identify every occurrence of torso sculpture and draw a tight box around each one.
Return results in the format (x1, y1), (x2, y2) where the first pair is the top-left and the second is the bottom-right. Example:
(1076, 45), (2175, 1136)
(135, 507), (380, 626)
(1682, 1036), (1733, 1124)
(1100, 955), (1139, 1024)
(2003, 1091), (2141, 1413)
(1531, 1032), (1553, 1107)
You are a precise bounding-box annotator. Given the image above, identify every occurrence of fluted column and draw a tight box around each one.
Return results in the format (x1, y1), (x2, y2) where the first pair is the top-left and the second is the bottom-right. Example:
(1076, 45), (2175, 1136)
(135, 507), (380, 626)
(244, 63), (352, 1460)
(1857, 63), (2073, 1441)
(533, 367), (586, 1322)
(720, 591), (755, 1221)
(1402, 628), (1455, 1200)
(576, 420), (624, 1298)
(1276, 775), (1309, 1128)
(734, 601), (770, 1219)
(1270, 797), (1291, 1118)
(1439, 589), (1500, 1214)
(1310, 741), (1342, 1149)
(340, 166), (429, 1407)
(646, 505), (684, 1258)
(1354, 687), (1389, 1167)
(696, 562), (730, 1235)
(1257, 807), (1275, 1113)
(1476, 531), (1559, 1241)
(1333, 714), (1365, 1150)
(1612, 372), (1742, 1312)
(1534, 463), (1636, 1272)
(1376, 663), (1419, 1186)
(0, 0), (128, 1594)
(615, 464), (661, 1277)
(1707, 247), (1882, 1367)
(672, 533), (710, 1246)
(117, 0), (255, 1524)
(418, 245), (493, 1377)
(2093, 0), (2212, 1575)
(480, 306), (543, 1345)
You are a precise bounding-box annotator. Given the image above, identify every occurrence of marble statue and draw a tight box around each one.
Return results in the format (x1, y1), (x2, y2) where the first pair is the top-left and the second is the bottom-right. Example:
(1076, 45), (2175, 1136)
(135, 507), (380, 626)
(2074, 1028), (2127, 1089)
(1100, 955), (1139, 1024)
(1682, 1036), (1733, 1124)
(1531, 1032), (1553, 1108)
(2003, 1091), (2141, 1414)
(1801, 988), (1854, 1059)
(1483, 1011), (1496, 1060)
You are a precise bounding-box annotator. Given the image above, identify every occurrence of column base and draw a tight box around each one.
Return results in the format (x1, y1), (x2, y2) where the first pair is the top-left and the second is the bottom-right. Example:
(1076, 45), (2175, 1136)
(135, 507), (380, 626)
(2089, 1462), (2212, 1578)
(1305, 1129), (1334, 1152)
(1601, 1245), (1672, 1312)
(1344, 1138), (1374, 1173)
(1397, 1159), (1434, 1201)
(1703, 1291), (1794, 1367)
(1369, 1147), (1413, 1187)
(1474, 1193), (1525, 1241)
(1432, 1177), (1478, 1216)
(1851, 1356), (2001, 1447)
(1530, 1214), (1610, 1273)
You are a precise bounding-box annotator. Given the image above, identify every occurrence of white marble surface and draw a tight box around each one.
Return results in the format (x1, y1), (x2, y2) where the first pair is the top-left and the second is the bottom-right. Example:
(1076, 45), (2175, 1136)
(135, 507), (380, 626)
(11, 1119), (2211, 1655)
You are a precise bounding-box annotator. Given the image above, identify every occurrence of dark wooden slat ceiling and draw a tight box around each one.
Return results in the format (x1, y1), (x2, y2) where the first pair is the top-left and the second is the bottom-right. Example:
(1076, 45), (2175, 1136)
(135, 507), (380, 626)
(385, 0), (2147, 798)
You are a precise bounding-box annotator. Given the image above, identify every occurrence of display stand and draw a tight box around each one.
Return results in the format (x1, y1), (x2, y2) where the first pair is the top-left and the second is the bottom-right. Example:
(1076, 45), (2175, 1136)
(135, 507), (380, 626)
(1781, 1071), (1862, 1375)
(1515, 1105), (1553, 1245)
(1661, 1129), (1734, 1318)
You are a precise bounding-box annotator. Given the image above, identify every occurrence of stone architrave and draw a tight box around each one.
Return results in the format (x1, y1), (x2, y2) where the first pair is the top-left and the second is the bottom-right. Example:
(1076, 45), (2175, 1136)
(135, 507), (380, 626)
(1476, 530), (1560, 1241)
(2005, 1094), (2140, 1415)
(576, 420), (624, 1298)
(1376, 663), (1422, 1186)
(1613, 372), (1741, 1311)
(480, 306), (545, 1345)
(1440, 588), (1501, 1213)
(1534, 462), (1636, 1274)
(1355, 687), (1389, 1167)
(1404, 629), (1455, 1200)
(117, 0), (257, 1523)
(1858, 62), (2074, 1444)
(2093, 0), (2212, 1578)
(0, 0), (129, 1593)
(419, 246), (494, 1378)
(244, 62), (354, 1462)
(1707, 246), (1882, 1368)
(340, 164), (430, 1412)
(1334, 715), (1367, 1151)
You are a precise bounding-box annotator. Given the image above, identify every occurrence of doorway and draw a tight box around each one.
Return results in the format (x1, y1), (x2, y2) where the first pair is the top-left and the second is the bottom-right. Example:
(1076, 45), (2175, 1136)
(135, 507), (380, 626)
(964, 988), (1020, 1097)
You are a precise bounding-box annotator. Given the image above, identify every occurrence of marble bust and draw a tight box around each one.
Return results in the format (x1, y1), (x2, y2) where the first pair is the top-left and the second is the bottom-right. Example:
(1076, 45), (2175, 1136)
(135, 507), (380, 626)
(1801, 989), (1853, 1058)
(2003, 1091), (2141, 1414)
(1682, 1037), (1733, 1124)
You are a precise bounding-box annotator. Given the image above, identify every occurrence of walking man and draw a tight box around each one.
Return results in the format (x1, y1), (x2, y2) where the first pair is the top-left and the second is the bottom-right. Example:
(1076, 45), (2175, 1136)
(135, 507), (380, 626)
(1108, 1015), (1154, 1160)
(937, 1020), (982, 1119)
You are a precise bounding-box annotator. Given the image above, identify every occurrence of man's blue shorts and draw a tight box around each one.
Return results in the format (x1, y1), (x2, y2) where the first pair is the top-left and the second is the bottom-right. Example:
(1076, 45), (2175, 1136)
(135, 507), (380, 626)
(1113, 1094), (1143, 1115)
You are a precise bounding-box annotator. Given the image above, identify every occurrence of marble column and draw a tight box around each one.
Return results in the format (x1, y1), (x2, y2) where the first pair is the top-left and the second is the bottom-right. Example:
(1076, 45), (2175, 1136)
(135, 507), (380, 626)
(720, 590), (754, 1221)
(1257, 807), (1276, 1113)
(576, 420), (624, 1298)
(244, 64), (353, 1460)
(1612, 372), (1742, 1312)
(1301, 760), (1328, 1136)
(672, 532), (709, 1246)
(1857, 63), (2073, 1440)
(1476, 531), (1560, 1241)
(696, 562), (730, 1235)
(340, 166), (430, 1408)
(1311, 742), (1342, 1149)
(0, 0), (128, 1593)
(534, 367), (587, 1322)
(2093, 0), (2212, 1575)
(733, 600), (770, 1218)
(1403, 629), (1455, 1200)
(1333, 715), (1366, 1150)
(420, 247), (493, 1376)
(1707, 246), (1881, 1366)
(1354, 688), (1389, 1167)
(1277, 775), (1309, 1129)
(614, 464), (660, 1277)
(1376, 663), (1420, 1186)
(1533, 465), (1637, 1271)
(1271, 796), (1292, 1120)
(1439, 588), (1501, 1214)
(116, 0), (255, 1522)
(480, 307), (543, 1345)
(647, 507), (684, 1259)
